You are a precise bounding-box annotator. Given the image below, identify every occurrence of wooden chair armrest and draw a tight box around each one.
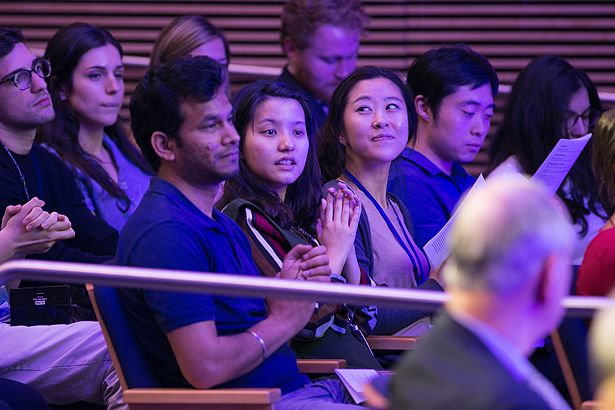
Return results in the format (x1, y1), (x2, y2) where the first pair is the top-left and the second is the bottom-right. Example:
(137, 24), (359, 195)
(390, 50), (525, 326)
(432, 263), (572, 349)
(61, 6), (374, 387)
(124, 388), (280, 410)
(366, 336), (419, 351)
(296, 358), (346, 373)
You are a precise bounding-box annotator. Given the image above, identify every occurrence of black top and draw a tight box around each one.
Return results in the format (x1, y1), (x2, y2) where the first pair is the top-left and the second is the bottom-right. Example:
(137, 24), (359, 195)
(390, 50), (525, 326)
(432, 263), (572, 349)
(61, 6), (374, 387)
(276, 66), (329, 132)
(0, 143), (117, 263)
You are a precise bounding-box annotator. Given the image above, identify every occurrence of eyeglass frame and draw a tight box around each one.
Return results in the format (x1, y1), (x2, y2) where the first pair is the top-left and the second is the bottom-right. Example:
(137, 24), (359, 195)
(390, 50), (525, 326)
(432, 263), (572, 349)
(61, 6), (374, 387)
(0, 58), (52, 91)
(564, 107), (600, 130)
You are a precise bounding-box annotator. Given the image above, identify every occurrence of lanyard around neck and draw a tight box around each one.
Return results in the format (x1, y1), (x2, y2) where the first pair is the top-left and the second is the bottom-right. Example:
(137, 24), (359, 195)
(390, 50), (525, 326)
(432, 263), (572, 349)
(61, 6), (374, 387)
(342, 169), (427, 283)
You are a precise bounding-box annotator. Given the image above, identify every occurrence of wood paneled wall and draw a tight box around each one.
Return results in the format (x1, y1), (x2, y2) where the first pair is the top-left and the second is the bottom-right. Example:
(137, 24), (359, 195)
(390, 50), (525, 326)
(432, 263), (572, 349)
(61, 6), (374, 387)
(1, 0), (614, 173)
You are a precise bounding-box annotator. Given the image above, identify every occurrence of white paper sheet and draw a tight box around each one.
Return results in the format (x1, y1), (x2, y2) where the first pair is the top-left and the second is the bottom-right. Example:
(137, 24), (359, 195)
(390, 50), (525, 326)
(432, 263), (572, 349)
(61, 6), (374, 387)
(531, 133), (592, 195)
(334, 369), (380, 403)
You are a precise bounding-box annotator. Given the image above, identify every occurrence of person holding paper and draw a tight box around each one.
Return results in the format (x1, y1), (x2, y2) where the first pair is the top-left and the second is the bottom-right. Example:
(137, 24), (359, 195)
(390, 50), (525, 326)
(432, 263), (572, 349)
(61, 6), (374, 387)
(319, 66), (443, 336)
(388, 45), (499, 249)
(391, 177), (575, 410)
(489, 56), (607, 265)
(577, 109), (615, 297)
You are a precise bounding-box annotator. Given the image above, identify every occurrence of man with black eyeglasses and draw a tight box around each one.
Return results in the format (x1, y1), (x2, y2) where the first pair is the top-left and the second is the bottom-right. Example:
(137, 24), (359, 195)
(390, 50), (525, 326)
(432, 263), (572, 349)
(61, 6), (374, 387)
(0, 27), (117, 263)
(0, 27), (125, 410)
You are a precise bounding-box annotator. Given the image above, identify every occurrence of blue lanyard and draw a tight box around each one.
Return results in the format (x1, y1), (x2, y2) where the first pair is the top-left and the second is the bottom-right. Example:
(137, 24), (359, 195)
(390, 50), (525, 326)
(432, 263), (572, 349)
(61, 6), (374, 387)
(342, 169), (427, 284)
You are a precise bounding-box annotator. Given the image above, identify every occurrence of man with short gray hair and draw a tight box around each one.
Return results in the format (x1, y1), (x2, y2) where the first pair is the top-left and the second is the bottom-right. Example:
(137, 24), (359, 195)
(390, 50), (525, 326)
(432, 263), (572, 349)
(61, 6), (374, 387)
(391, 177), (575, 410)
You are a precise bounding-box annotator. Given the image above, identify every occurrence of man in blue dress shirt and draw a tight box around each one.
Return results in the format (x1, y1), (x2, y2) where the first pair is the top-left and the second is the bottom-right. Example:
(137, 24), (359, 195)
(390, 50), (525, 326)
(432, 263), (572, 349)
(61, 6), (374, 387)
(388, 45), (498, 249)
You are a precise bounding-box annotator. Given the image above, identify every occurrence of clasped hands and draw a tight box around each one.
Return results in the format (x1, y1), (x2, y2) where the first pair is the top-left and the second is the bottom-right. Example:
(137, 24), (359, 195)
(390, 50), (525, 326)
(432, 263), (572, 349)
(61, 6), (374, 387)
(1, 197), (75, 260)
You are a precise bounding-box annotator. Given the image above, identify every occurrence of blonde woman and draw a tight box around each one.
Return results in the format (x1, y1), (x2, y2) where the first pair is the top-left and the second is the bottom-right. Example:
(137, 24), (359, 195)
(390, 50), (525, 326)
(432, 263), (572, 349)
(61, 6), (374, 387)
(150, 15), (230, 67)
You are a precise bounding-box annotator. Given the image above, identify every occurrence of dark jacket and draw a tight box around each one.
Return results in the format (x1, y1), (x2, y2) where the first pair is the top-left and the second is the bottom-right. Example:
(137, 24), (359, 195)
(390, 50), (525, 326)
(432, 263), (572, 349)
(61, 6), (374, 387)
(391, 312), (557, 410)
(0, 143), (117, 263)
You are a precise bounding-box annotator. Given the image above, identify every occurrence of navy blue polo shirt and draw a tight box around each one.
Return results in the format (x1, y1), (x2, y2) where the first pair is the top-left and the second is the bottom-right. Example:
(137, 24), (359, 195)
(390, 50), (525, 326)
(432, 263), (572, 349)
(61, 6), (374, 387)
(118, 177), (307, 393)
(388, 148), (476, 249)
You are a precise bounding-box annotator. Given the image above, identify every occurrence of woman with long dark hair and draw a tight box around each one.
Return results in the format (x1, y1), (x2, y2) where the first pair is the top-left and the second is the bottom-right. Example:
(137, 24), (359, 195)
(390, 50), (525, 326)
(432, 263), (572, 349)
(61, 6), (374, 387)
(218, 80), (381, 369)
(489, 56), (607, 264)
(37, 23), (152, 230)
(319, 66), (442, 336)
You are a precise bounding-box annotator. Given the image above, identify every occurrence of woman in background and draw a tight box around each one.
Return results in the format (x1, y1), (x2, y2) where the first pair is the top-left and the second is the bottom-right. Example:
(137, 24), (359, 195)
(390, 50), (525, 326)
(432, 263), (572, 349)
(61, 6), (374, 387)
(577, 109), (615, 296)
(219, 80), (381, 369)
(489, 56), (607, 264)
(38, 23), (152, 231)
(150, 15), (230, 68)
(151, 15), (231, 201)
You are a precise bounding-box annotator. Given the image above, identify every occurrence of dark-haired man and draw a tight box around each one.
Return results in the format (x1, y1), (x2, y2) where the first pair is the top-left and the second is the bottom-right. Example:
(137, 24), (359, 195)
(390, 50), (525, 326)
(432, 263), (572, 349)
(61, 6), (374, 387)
(277, 0), (368, 129)
(0, 27), (117, 263)
(0, 27), (124, 410)
(388, 45), (498, 249)
(122, 55), (363, 409)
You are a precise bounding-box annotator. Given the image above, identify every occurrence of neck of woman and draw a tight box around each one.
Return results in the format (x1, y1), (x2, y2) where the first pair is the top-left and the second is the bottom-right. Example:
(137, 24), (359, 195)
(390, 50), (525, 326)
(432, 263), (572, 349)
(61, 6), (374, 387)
(78, 124), (106, 159)
(345, 158), (390, 208)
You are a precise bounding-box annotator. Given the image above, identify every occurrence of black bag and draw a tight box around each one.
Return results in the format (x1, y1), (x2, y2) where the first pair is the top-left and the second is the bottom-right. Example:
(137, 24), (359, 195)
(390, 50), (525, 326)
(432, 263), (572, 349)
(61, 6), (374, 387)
(9, 285), (96, 326)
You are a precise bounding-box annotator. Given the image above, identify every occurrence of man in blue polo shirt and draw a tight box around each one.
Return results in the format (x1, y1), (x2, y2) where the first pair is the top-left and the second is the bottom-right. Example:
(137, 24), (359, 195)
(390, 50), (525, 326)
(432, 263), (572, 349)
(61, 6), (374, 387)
(388, 45), (499, 249)
(120, 56), (363, 409)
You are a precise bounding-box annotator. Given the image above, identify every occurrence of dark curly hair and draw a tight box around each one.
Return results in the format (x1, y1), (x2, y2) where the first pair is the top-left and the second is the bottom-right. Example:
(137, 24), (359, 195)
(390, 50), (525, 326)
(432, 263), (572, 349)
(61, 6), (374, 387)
(0, 27), (24, 59)
(130, 55), (227, 171)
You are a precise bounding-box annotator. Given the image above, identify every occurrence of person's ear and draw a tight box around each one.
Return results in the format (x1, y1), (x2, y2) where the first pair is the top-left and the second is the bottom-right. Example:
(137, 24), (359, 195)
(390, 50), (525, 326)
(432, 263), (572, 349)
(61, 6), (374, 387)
(534, 254), (558, 306)
(415, 95), (431, 123)
(339, 132), (347, 146)
(151, 131), (176, 163)
(282, 37), (301, 65)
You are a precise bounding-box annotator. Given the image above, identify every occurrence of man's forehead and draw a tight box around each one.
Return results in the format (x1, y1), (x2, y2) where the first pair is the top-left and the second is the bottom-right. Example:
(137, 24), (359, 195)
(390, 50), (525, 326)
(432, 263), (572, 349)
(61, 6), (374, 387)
(447, 84), (495, 106)
(0, 42), (36, 76)
(309, 25), (360, 55)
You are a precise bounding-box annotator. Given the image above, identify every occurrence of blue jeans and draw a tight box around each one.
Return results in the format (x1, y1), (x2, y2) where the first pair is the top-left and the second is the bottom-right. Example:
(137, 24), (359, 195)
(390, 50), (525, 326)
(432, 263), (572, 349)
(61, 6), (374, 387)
(275, 379), (365, 410)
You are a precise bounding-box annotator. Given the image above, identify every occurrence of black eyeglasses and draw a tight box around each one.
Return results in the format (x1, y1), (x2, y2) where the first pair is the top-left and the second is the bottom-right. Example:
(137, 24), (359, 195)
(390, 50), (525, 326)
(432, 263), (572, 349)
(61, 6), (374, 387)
(0, 58), (51, 91)
(564, 107), (600, 130)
